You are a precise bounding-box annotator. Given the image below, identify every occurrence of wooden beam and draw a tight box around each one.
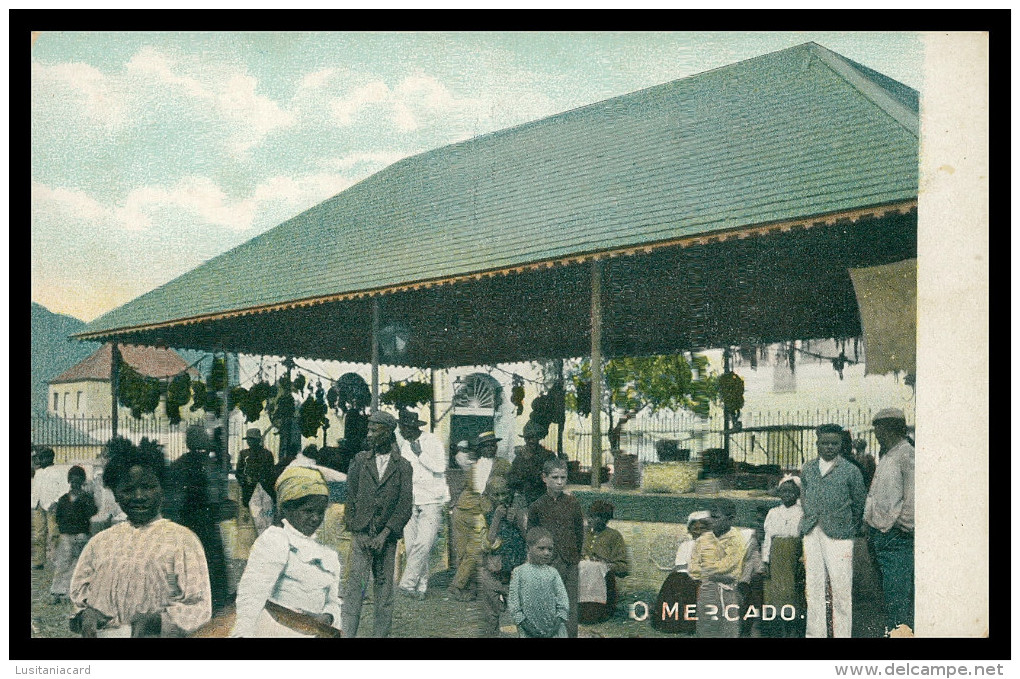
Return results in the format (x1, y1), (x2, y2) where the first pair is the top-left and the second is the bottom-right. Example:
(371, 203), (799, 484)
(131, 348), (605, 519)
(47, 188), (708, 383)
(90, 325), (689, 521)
(590, 260), (603, 490)
(110, 343), (120, 439)
(371, 298), (380, 410)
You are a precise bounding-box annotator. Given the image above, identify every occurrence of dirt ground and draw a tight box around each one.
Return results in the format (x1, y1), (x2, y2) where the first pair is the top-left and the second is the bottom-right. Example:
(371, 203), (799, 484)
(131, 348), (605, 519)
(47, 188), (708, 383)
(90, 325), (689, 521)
(30, 560), (681, 639)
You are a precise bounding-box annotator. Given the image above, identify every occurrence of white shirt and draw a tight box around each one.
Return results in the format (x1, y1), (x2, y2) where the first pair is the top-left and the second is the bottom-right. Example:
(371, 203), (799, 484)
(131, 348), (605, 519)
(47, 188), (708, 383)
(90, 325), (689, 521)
(232, 519), (343, 638)
(674, 538), (695, 571)
(375, 453), (391, 479)
(396, 431), (450, 505)
(762, 501), (804, 563)
(818, 457), (836, 477)
(472, 457), (494, 493)
(864, 438), (915, 533)
(31, 465), (68, 510)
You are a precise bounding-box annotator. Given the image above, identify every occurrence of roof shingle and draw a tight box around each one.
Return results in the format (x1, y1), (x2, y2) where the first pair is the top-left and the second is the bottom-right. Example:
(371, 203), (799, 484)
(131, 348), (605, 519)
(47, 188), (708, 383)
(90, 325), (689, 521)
(50, 343), (197, 384)
(80, 42), (919, 338)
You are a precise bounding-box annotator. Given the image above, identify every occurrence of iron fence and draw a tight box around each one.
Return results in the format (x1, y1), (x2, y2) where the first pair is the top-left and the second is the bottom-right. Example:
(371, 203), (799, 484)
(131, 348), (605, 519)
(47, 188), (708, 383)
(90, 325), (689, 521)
(569, 406), (913, 472)
(30, 414), (282, 466)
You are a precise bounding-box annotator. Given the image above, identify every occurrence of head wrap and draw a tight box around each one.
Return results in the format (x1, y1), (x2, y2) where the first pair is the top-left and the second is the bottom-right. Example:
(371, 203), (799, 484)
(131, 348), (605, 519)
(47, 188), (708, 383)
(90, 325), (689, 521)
(275, 466), (329, 505)
(686, 510), (711, 525)
(778, 474), (802, 489)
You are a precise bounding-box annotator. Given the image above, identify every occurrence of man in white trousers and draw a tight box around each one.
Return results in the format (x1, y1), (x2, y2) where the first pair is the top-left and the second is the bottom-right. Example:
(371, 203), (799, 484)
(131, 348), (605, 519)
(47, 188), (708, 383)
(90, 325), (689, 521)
(395, 408), (449, 599)
(799, 423), (867, 638)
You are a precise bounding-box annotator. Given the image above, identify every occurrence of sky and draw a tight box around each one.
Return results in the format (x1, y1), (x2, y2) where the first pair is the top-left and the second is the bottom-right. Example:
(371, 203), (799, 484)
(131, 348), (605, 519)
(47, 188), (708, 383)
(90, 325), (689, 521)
(30, 30), (925, 323)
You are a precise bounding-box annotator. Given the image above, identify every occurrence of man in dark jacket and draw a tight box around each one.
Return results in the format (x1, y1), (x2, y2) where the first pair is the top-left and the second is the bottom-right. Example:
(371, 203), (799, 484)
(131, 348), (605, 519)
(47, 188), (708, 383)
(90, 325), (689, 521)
(800, 423), (867, 638)
(165, 425), (229, 612)
(341, 410), (414, 637)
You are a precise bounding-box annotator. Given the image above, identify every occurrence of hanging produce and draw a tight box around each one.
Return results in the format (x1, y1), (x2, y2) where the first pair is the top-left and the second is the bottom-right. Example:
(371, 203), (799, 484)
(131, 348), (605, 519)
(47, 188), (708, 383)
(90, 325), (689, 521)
(510, 374), (525, 416)
(573, 379), (592, 417)
(299, 393), (329, 439)
(207, 357), (228, 392)
(189, 381), (208, 413)
(164, 373), (192, 425)
(380, 380), (432, 410)
(332, 372), (371, 413)
(117, 363), (161, 419)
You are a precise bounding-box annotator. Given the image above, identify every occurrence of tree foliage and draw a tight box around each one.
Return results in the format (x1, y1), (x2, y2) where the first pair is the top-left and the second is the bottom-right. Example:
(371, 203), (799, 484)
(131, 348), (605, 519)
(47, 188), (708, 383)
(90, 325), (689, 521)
(566, 353), (717, 423)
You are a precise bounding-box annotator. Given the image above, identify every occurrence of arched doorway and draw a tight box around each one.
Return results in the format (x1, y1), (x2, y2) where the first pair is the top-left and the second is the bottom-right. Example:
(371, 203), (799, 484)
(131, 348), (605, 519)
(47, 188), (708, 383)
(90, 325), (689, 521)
(448, 372), (502, 461)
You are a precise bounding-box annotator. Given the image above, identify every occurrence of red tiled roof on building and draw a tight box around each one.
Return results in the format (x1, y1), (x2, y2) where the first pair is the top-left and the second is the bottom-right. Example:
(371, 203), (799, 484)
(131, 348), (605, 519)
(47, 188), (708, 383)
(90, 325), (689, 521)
(50, 343), (198, 384)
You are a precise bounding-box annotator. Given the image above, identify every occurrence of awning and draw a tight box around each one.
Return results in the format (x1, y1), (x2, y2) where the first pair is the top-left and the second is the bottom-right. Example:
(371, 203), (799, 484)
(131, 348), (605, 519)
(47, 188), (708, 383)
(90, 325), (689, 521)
(849, 258), (917, 375)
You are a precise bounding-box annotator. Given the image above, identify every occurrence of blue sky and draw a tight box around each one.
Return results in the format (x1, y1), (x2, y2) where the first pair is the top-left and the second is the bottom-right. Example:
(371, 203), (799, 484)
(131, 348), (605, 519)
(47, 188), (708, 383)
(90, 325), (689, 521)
(31, 31), (925, 322)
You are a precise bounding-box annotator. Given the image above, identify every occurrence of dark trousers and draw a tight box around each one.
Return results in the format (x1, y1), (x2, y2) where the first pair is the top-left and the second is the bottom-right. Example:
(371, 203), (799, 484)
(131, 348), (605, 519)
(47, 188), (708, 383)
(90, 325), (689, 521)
(342, 533), (398, 638)
(551, 557), (579, 638)
(477, 566), (510, 637)
(869, 526), (914, 632)
(183, 513), (229, 611)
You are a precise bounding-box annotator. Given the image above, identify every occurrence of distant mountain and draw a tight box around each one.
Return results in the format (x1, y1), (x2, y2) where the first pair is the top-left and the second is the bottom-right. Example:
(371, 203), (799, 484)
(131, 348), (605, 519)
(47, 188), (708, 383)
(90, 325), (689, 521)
(31, 303), (101, 414)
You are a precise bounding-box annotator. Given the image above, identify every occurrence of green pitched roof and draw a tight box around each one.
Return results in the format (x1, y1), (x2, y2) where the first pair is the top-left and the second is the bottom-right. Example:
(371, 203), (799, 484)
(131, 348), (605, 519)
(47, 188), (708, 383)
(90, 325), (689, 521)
(81, 42), (918, 337)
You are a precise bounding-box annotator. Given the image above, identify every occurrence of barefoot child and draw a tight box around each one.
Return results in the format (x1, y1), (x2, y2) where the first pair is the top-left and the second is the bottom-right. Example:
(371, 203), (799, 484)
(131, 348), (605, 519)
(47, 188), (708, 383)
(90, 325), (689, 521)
(477, 476), (527, 637)
(50, 466), (97, 604)
(508, 527), (569, 638)
(762, 476), (806, 637)
(526, 457), (584, 636)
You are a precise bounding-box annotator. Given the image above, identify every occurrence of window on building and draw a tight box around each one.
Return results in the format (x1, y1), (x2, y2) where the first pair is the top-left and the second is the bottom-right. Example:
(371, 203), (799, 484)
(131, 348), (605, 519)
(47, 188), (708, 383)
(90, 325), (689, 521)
(76, 391), (82, 413)
(63, 392), (69, 413)
(53, 392), (59, 412)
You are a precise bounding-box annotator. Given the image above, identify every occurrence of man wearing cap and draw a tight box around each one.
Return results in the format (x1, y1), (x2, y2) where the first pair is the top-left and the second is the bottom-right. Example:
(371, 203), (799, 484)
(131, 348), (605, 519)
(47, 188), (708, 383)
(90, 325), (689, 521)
(449, 431), (511, 601)
(342, 410), (414, 637)
(864, 408), (915, 636)
(395, 409), (449, 600)
(508, 420), (568, 507)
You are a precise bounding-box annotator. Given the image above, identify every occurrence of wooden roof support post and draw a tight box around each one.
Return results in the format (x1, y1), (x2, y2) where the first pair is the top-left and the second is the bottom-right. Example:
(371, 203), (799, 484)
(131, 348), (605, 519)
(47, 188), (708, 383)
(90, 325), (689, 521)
(429, 368), (437, 433)
(590, 259), (603, 490)
(110, 342), (120, 440)
(371, 297), (380, 410)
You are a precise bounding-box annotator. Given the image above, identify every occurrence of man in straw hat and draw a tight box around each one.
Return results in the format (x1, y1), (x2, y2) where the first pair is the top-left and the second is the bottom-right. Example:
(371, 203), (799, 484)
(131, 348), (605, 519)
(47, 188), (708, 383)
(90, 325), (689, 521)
(342, 410), (413, 637)
(236, 428), (275, 508)
(395, 408), (448, 600)
(864, 407), (915, 637)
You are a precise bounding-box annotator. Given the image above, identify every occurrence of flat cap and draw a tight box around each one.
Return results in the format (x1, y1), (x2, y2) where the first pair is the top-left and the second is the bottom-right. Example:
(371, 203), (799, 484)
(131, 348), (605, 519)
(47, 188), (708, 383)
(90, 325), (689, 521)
(872, 408), (906, 423)
(368, 410), (398, 429)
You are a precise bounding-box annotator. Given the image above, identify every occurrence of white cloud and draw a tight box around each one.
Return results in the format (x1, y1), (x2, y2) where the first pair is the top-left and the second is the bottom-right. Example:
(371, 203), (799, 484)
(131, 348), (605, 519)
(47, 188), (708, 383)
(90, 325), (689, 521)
(34, 47), (294, 158)
(324, 73), (489, 135)
(32, 61), (128, 131)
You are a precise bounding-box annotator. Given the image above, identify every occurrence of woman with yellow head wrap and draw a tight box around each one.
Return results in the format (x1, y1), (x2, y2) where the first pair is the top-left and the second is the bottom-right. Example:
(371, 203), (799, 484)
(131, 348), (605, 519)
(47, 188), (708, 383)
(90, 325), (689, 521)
(232, 467), (343, 637)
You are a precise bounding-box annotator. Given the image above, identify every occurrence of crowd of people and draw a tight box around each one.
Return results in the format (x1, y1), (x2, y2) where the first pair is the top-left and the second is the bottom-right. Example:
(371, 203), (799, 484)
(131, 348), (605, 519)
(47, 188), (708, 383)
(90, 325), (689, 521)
(30, 405), (913, 639)
(649, 407), (915, 638)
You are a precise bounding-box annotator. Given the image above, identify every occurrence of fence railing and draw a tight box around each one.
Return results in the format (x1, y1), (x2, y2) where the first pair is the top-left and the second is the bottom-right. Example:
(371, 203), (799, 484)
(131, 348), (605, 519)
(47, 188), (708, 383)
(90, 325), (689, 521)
(568, 406), (913, 472)
(31, 414), (284, 466)
(34, 405), (912, 473)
